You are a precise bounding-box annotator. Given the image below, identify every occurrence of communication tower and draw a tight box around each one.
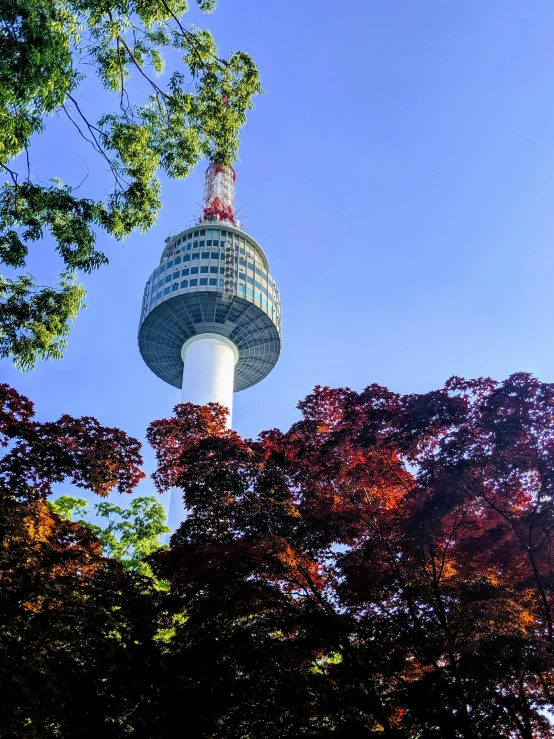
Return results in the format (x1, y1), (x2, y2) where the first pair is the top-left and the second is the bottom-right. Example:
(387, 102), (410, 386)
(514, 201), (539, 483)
(138, 165), (282, 428)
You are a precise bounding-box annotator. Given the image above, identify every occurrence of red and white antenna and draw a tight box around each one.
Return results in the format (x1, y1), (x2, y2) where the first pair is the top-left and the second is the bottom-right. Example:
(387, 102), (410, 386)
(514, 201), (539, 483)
(202, 163), (236, 224)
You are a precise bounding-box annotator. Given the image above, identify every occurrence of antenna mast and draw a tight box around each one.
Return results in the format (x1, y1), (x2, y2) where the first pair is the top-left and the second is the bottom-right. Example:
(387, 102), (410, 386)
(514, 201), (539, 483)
(202, 163), (236, 224)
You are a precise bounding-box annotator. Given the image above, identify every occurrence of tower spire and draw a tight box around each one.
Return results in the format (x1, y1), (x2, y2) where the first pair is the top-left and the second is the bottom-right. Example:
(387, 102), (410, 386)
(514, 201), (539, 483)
(202, 163), (236, 224)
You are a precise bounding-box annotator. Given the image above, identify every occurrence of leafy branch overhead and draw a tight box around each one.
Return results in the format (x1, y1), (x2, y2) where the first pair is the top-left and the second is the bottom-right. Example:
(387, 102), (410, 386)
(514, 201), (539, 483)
(0, 0), (262, 369)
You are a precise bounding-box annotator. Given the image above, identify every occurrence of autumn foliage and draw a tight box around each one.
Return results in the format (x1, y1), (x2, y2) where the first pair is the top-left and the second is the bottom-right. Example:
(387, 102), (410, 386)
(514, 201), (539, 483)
(148, 373), (554, 738)
(3, 374), (554, 737)
(0, 384), (159, 738)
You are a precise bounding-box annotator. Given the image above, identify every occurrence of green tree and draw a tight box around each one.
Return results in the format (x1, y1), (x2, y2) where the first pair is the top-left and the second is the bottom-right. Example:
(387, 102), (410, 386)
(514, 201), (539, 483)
(49, 494), (170, 580)
(0, 0), (261, 370)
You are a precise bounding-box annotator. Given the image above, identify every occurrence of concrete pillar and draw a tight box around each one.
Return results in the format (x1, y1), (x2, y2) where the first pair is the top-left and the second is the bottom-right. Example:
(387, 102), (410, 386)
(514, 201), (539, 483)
(167, 334), (238, 538)
(180, 333), (238, 428)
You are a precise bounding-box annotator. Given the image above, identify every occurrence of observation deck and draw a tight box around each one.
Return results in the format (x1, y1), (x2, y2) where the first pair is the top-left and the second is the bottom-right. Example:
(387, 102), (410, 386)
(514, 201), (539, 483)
(138, 222), (282, 392)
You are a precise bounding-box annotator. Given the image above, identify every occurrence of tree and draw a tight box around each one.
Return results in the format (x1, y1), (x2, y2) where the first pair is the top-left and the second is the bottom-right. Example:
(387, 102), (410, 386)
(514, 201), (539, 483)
(5, 373), (554, 737)
(49, 494), (170, 580)
(0, 0), (261, 370)
(146, 374), (554, 738)
(0, 382), (161, 738)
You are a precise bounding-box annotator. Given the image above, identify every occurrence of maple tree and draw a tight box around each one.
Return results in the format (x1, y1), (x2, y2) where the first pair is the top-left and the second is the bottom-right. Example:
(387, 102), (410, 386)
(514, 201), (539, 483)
(0, 383), (160, 738)
(4, 373), (554, 737)
(146, 373), (554, 738)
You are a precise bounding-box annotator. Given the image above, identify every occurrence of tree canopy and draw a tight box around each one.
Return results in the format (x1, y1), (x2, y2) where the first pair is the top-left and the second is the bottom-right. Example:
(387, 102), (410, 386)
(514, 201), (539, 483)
(0, 383), (160, 737)
(3, 373), (554, 736)
(147, 373), (554, 737)
(0, 0), (261, 370)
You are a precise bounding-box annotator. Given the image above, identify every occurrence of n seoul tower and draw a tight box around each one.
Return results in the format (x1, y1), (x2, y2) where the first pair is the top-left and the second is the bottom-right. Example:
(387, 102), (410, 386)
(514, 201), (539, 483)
(138, 164), (282, 427)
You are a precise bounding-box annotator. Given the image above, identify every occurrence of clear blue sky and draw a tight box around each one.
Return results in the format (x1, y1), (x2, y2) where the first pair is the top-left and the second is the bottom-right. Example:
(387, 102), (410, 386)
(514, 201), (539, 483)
(3, 0), (554, 511)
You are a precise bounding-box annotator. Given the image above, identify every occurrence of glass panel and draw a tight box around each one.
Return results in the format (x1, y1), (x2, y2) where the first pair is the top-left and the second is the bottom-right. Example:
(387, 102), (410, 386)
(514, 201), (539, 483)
(255, 280), (261, 290)
(171, 283), (178, 291)
(173, 272), (179, 279)
(211, 252), (219, 259)
(209, 278), (217, 286)
(174, 256), (181, 265)
(199, 278), (208, 285)
(181, 280), (188, 288)
(164, 287), (170, 295)
(209, 266), (218, 274)
(206, 240), (212, 246)
(213, 240), (219, 246)
(193, 241), (198, 248)
(157, 291), (162, 300)
(194, 231), (199, 237)
(219, 267), (225, 274)
(238, 284), (245, 293)
(219, 279), (224, 286)
(200, 266), (208, 273)
(182, 268), (189, 276)
(165, 275), (171, 284)
(247, 276), (254, 285)
(191, 266), (199, 274)
(167, 260), (173, 268)
(199, 240), (205, 247)
(200, 229), (206, 235)
(246, 287), (254, 298)
(192, 253), (199, 260)
(189, 279), (198, 286)
(183, 254), (190, 262)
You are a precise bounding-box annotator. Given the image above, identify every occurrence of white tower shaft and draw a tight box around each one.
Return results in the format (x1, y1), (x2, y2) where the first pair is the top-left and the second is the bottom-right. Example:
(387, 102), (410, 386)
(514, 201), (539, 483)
(168, 333), (238, 533)
(180, 333), (238, 428)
